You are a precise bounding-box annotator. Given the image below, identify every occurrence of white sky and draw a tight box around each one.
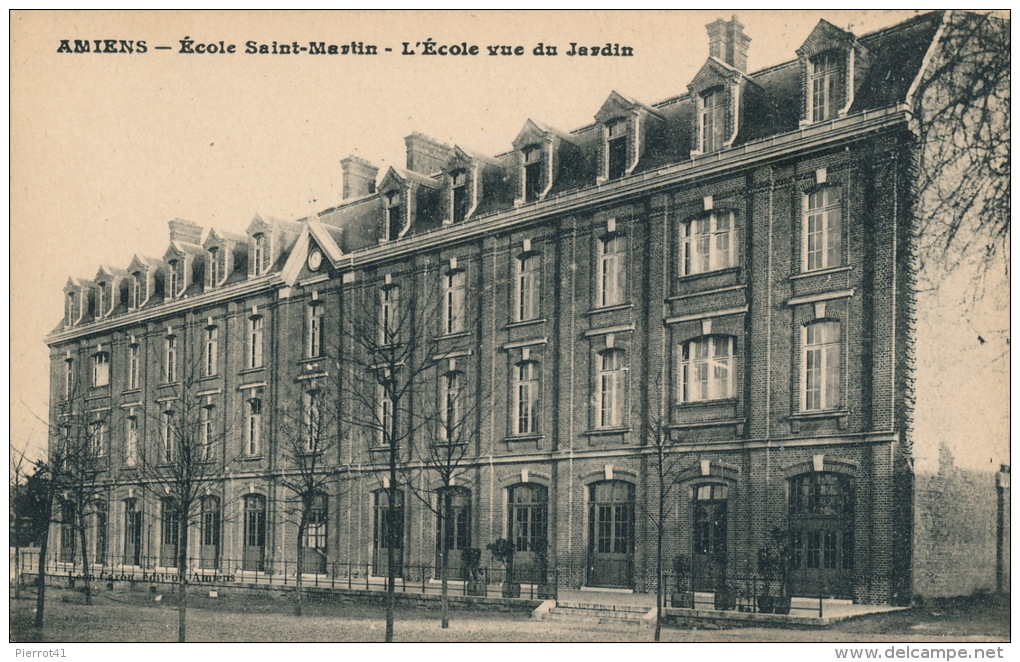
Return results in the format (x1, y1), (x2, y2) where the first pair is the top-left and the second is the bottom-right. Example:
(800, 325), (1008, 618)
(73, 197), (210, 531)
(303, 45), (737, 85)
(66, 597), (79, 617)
(11, 10), (943, 466)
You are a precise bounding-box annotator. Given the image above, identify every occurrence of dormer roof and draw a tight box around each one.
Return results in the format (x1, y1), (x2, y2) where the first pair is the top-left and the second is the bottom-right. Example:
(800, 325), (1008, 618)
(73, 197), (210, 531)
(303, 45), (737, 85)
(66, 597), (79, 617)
(378, 166), (441, 192)
(204, 228), (247, 247)
(594, 90), (664, 123)
(445, 145), (501, 169)
(127, 254), (165, 273)
(688, 57), (747, 94)
(94, 265), (129, 281)
(513, 118), (578, 149)
(797, 19), (859, 58)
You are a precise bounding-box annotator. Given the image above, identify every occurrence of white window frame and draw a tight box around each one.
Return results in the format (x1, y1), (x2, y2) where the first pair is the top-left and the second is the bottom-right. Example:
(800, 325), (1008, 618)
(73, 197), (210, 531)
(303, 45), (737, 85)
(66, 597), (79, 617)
(304, 391), (320, 452)
(680, 211), (738, 276)
(810, 52), (838, 123)
(96, 282), (107, 317)
(440, 371), (463, 441)
(443, 270), (466, 335)
(700, 87), (726, 153)
(802, 321), (841, 411)
(377, 383), (393, 446)
(125, 416), (138, 466)
(516, 253), (540, 322)
(90, 420), (107, 457)
(203, 326), (218, 377)
(803, 187), (843, 272)
(514, 361), (539, 435)
(307, 303), (324, 358)
(380, 285), (400, 344)
(248, 316), (264, 369)
(132, 272), (144, 308)
(598, 235), (626, 308)
(167, 259), (181, 298)
(597, 349), (626, 428)
(252, 233), (266, 276)
(679, 336), (736, 403)
(92, 352), (110, 387)
(127, 344), (140, 390)
(207, 247), (220, 287)
(246, 399), (262, 456)
(164, 336), (177, 383)
(200, 406), (214, 461)
(162, 410), (175, 463)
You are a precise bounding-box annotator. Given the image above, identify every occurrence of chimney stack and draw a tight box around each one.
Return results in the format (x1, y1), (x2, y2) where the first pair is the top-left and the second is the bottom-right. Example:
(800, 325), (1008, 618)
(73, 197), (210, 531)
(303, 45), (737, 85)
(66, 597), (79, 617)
(168, 218), (203, 245)
(707, 16), (750, 73)
(404, 133), (452, 174)
(340, 155), (378, 200)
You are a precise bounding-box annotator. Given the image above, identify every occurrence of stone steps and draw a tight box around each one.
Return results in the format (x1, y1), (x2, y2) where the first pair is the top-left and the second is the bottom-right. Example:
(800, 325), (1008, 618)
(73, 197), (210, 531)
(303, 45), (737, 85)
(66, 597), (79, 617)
(546, 602), (653, 627)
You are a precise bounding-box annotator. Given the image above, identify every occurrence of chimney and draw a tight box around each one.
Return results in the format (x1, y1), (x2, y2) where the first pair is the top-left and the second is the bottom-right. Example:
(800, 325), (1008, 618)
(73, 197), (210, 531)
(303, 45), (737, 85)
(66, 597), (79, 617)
(707, 16), (750, 73)
(168, 218), (203, 245)
(404, 133), (452, 174)
(340, 155), (378, 199)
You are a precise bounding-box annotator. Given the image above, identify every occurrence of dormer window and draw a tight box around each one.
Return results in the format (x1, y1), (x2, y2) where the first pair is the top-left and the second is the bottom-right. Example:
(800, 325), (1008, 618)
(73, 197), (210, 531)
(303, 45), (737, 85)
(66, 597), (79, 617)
(606, 120), (628, 180)
(523, 146), (543, 202)
(451, 169), (469, 223)
(700, 88), (726, 153)
(810, 51), (839, 122)
(252, 234), (266, 276)
(207, 247), (220, 287)
(167, 259), (183, 298)
(131, 271), (144, 308)
(96, 282), (107, 317)
(385, 191), (402, 241)
(65, 292), (76, 326)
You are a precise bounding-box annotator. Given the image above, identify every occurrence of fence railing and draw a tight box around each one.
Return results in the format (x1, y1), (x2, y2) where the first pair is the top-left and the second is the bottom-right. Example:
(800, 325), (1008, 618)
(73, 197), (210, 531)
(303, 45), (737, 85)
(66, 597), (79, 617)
(664, 572), (829, 617)
(15, 550), (558, 601)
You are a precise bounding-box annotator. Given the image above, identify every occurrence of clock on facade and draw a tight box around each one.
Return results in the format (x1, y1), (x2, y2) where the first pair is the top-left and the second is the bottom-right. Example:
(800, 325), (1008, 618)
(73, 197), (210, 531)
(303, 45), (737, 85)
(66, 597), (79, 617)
(307, 248), (322, 271)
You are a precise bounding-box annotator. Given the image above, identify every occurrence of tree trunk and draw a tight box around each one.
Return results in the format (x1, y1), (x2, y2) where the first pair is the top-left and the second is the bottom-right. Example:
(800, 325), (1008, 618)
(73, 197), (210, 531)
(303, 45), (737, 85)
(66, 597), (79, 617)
(385, 451), (397, 642)
(654, 475), (664, 642)
(440, 489), (450, 629)
(34, 495), (53, 629)
(76, 507), (92, 605)
(177, 511), (189, 643)
(14, 541), (22, 601)
(295, 516), (305, 617)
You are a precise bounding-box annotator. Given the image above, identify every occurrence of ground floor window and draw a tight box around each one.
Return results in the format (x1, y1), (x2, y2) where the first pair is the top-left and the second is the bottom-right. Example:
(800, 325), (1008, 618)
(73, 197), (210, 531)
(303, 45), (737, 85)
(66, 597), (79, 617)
(373, 489), (403, 578)
(160, 498), (180, 567)
(200, 496), (221, 570)
(436, 487), (470, 580)
(243, 494), (266, 571)
(124, 499), (141, 566)
(301, 493), (328, 574)
(59, 501), (76, 563)
(510, 483), (548, 583)
(587, 480), (634, 588)
(788, 473), (854, 597)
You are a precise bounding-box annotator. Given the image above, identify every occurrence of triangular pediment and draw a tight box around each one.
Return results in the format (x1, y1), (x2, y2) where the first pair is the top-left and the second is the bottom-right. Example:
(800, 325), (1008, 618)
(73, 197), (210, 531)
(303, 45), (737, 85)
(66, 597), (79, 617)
(445, 146), (474, 171)
(594, 90), (640, 124)
(513, 119), (548, 150)
(378, 167), (407, 193)
(688, 58), (739, 95)
(246, 213), (273, 236)
(796, 20), (856, 58)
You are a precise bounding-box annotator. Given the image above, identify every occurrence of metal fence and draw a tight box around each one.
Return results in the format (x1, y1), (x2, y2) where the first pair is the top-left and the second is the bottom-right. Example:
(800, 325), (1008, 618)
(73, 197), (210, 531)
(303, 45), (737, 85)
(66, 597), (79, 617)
(15, 550), (558, 601)
(665, 572), (829, 618)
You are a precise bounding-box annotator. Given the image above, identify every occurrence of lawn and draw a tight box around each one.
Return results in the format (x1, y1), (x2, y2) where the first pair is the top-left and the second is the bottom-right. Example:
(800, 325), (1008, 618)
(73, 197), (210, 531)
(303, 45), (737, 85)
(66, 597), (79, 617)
(8, 587), (1010, 643)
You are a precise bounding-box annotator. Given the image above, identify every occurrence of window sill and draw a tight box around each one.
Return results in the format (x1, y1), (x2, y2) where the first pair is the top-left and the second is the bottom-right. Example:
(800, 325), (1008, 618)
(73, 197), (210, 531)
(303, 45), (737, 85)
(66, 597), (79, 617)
(675, 398), (738, 409)
(668, 418), (745, 432)
(158, 381), (179, 388)
(121, 388), (142, 396)
(239, 367), (266, 376)
(585, 303), (633, 316)
(369, 445), (393, 453)
(197, 375), (220, 382)
(506, 318), (547, 329)
(504, 434), (543, 443)
(437, 331), (472, 341)
(583, 427), (631, 437)
(787, 410), (849, 433)
(790, 265), (851, 281)
(676, 266), (740, 283)
(298, 356), (325, 366)
(240, 455), (264, 461)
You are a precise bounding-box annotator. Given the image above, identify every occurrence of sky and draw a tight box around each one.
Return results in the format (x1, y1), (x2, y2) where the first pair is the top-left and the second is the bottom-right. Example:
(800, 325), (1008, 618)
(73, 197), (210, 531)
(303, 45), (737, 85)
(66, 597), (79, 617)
(11, 9), (956, 467)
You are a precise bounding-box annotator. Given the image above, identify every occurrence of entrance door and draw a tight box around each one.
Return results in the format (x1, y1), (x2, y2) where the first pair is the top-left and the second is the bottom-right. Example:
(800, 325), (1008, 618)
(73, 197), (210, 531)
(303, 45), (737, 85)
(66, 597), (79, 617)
(160, 498), (179, 567)
(373, 489), (403, 577)
(123, 499), (141, 565)
(199, 496), (220, 570)
(301, 493), (327, 574)
(692, 483), (728, 591)
(436, 487), (470, 580)
(243, 494), (266, 571)
(587, 481), (634, 588)
(788, 473), (854, 597)
(510, 484), (548, 584)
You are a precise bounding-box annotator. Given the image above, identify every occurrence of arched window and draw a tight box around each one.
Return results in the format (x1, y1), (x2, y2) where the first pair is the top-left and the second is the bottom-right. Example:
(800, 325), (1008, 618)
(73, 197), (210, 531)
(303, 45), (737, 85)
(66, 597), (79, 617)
(200, 495), (221, 569)
(514, 361), (540, 435)
(440, 371), (464, 441)
(679, 335), (735, 403)
(597, 349), (626, 428)
(302, 492), (328, 574)
(160, 497), (179, 567)
(123, 498), (141, 566)
(373, 489), (404, 577)
(680, 212), (737, 275)
(802, 320), (841, 411)
(242, 494), (266, 571)
(509, 483), (548, 582)
(788, 473), (854, 596)
(436, 486), (471, 579)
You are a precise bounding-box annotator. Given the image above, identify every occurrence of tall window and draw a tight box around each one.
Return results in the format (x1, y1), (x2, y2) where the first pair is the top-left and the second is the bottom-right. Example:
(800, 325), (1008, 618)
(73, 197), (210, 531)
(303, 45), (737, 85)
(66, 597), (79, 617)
(440, 371), (463, 441)
(160, 498), (180, 566)
(304, 391), (320, 452)
(810, 52), (839, 123)
(93, 501), (108, 563)
(92, 351), (110, 387)
(248, 316), (264, 369)
(804, 187), (843, 271)
(380, 285), (399, 344)
(516, 254), (540, 321)
(246, 398), (262, 455)
(127, 344), (140, 390)
(90, 421), (107, 457)
(200, 496), (221, 569)
(510, 484), (548, 553)
(598, 235), (626, 307)
(252, 233), (266, 276)
(303, 493), (328, 554)
(680, 212), (737, 275)
(514, 361), (540, 435)
(606, 120), (628, 180)
(436, 487), (471, 573)
(679, 336), (735, 402)
(207, 247), (220, 287)
(789, 473), (854, 577)
(164, 335), (177, 383)
(167, 259), (181, 298)
(377, 383), (394, 445)
(597, 349), (626, 428)
(59, 501), (76, 562)
(242, 494), (266, 571)
(200, 406), (214, 460)
(63, 358), (74, 398)
(161, 410), (175, 463)
(203, 326), (218, 377)
(65, 291), (76, 326)
(308, 303), (324, 358)
(803, 321), (841, 411)
(385, 191), (402, 241)
(451, 169), (470, 223)
(701, 88), (726, 153)
(523, 145), (543, 201)
(125, 416), (138, 467)
(123, 498), (141, 566)
(373, 489), (404, 577)
(693, 483), (728, 558)
(96, 282), (107, 317)
(443, 270), (466, 334)
(132, 272), (144, 308)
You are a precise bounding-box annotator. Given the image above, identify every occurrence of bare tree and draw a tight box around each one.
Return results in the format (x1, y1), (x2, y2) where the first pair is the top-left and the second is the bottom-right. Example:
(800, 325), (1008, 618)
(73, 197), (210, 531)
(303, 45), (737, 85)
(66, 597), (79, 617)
(10, 442), (32, 602)
(911, 11), (1009, 291)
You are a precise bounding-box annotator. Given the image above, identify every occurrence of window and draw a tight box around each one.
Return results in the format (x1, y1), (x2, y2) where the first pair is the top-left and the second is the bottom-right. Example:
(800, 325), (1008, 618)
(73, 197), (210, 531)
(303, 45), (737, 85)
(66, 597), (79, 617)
(125, 416), (138, 467)
(59, 501), (76, 562)
(207, 247), (220, 287)
(162, 410), (175, 463)
(443, 269), (466, 334)
(679, 336), (735, 402)
(436, 487), (471, 573)
(810, 52), (839, 123)
(127, 344), (140, 390)
(131, 272), (144, 308)
(248, 316), (264, 369)
(510, 484), (548, 553)
(167, 259), (182, 298)
(680, 212), (737, 275)
(514, 361), (539, 435)
(65, 292), (76, 326)
(93, 501), (108, 563)
(440, 371), (463, 441)
(516, 254), (540, 321)
(598, 235), (626, 307)
(523, 145), (543, 202)
(377, 383), (394, 445)
(597, 349), (626, 428)
(304, 391), (320, 452)
(802, 321), (841, 411)
(788, 473), (854, 575)
(63, 358), (74, 398)
(385, 191), (402, 241)
(379, 285), (399, 344)
(790, 473), (853, 515)
(160, 498), (179, 567)
(451, 169), (469, 223)
(203, 326), (218, 377)
(252, 233), (267, 276)
(303, 493), (328, 553)
(164, 335), (177, 383)
(804, 187), (843, 271)
(123, 498), (141, 566)
(693, 484), (728, 558)
(242, 494), (266, 571)
(200, 406), (214, 461)
(90, 421), (107, 457)
(200, 496), (221, 569)
(606, 120), (628, 180)
(96, 282), (107, 317)
(373, 489), (404, 577)
(700, 88), (726, 153)
(307, 304), (324, 358)
(246, 398), (262, 455)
